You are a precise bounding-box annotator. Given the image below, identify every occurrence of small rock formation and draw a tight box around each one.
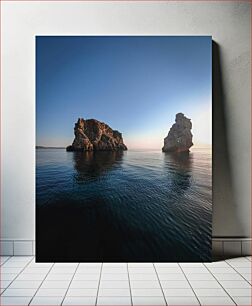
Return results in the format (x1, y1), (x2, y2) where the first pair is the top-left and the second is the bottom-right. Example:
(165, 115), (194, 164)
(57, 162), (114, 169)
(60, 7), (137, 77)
(66, 118), (127, 152)
(162, 113), (193, 153)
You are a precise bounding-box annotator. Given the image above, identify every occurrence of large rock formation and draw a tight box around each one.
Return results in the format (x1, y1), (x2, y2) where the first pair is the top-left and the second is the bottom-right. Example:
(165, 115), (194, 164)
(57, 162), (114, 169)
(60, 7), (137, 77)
(162, 113), (193, 153)
(66, 118), (127, 152)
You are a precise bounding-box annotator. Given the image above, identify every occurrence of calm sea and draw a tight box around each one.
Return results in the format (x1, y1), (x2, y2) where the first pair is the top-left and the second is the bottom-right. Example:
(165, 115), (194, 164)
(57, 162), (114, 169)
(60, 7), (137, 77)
(36, 148), (212, 262)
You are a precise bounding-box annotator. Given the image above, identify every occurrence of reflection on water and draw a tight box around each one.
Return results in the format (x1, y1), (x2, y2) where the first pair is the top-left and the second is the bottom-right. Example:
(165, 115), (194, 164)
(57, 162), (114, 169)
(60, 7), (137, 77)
(166, 151), (192, 168)
(36, 148), (212, 262)
(163, 152), (192, 195)
(73, 151), (124, 182)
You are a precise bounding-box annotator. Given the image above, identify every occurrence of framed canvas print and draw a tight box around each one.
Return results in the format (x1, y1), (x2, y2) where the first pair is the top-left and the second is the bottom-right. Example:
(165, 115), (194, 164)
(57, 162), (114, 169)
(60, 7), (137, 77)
(36, 36), (212, 262)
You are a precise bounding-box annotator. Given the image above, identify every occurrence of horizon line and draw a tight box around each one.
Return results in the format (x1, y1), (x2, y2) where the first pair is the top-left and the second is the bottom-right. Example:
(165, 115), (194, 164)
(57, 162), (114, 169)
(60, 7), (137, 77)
(36, 144), (212, 149)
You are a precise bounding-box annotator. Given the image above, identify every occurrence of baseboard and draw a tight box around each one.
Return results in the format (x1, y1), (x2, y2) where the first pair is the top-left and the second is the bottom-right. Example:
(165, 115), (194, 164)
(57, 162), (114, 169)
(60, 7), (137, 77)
(0, 240), (35, 256)
(0, 238), (251, 258)
(212, 237), (251, 259)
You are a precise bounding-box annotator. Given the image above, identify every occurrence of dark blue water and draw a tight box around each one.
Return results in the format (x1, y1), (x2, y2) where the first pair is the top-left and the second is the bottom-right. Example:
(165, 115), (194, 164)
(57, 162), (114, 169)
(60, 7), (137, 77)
(36, 148), (212, 262)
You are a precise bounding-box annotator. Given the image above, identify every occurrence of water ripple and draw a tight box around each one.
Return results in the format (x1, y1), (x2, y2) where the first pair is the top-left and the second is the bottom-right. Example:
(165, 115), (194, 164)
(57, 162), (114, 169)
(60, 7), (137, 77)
(36, 148), (212, 261)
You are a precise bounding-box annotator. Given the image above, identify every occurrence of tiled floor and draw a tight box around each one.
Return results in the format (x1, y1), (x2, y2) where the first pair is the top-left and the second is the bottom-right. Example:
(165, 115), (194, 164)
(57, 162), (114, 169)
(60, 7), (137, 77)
(0, 256), (251, 305)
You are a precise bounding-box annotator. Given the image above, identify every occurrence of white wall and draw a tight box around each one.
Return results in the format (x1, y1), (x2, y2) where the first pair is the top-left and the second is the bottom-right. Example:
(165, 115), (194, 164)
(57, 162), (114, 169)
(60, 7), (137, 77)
(1, 1), (250, 241)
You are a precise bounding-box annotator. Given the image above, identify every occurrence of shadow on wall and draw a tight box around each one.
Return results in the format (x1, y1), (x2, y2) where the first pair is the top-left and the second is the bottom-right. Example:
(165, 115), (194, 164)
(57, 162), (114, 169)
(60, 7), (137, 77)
(212, 41), (244, 244)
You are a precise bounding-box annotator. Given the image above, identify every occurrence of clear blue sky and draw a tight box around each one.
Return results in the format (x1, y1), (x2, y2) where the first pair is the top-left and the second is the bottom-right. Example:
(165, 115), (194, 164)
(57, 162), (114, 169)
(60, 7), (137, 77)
(36, 36), (212, 148)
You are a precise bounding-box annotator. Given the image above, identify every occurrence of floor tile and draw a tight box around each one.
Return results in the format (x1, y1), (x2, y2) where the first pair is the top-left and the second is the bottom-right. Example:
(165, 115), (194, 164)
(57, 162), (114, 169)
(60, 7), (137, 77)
(35, 287), (67, 296)
(79, 263), (102, 267)
(132, 296), (166, 305)
(2, 256), (251, 306)
(46, 273), (73, 281)
(214, 273), (245, 281)
(8, 256), (33, 262)
(30, 296), (64, 305)
(235, 267), (252, 274)
(154, 263), (179, 268)
(103, 263), (127, 267)
(0, 280), (13, 288)
(131, 288), (163, 296)
(102, 267), (128, 273)
(2, 288), (37, 296)
(232, 296), (252, 305)
(130, 280), (160, 288)
(182, 267), (209, 274)
(228, 262), (251, 268)
(205, 261), (230, 267)
(101, 273), (128, 281)
(1, 274), (17, 281)
(52, 263), (77, 267)
(189, 280), (221, 288)
(227, 257), (250, 263)
(8, 280), (42, 289)
(128, 267), (155, 273)
(129, 273), (158, 281)
(163, 288), (195, 296)
(98, 288), (130, 296)
(179, 263), (205, 267)
(3, 261), (28, 268)
(99, 281), (129, 288)
(40, 280), (71, 288)
(194, 288), (228, 296)
(76, 267), (101, 274)
(160, 280), (190, 288)
(165, 296), (200, 305)
(16, 273), (46, 281)
(97, 296), (131, 305)
(156, 267), (182, 274)
(0, 296), (32, 305)
(70, 280), (99, 288)
(62, 296), (96, 305)
(219, 280), (251, 288)
(0, 256), (10, 264)
(22, 267), (50, 274)
(128, 263), (153, 268)
(50, 267), (77, 274)
(157, 273), (186, 281)
(198, 296), (235, 305)
(241, 273), (252, 283)
(208, 267), (236, 274)
(27, 262), (53, 268)
(1, 267), (23, 274)
(67, 288), (97, 296)
(74, 274), (100, 281)
(183, 273), (215, 281)
(225, 288), (252, 296)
